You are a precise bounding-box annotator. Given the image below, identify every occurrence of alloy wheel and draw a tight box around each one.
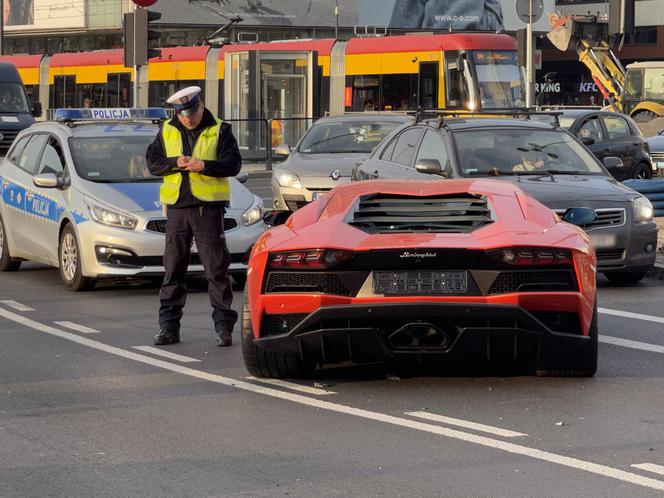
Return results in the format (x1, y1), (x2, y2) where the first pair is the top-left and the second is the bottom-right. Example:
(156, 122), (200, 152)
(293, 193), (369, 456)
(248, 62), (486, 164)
(61, 232), (78, 282)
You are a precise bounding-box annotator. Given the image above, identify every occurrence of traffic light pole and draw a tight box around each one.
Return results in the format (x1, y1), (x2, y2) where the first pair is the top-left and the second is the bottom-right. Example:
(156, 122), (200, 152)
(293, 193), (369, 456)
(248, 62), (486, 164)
(525, 0), (533, 108)
(133, 7), (139, 107)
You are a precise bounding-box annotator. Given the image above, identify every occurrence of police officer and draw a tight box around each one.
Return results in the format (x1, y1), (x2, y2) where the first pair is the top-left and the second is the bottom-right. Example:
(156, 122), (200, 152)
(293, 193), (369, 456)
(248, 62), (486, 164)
(146, 86), (241, 347)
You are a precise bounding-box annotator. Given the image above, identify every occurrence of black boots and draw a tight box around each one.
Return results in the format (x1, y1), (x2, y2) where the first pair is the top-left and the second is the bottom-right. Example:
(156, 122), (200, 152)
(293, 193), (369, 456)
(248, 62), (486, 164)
(216, 328), (233, 347)
(154, 329), (180, 346)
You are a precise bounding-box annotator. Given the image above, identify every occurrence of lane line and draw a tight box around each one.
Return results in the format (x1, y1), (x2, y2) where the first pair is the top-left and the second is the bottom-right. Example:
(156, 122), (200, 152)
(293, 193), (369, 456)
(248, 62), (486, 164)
(0, 300), (34, 312)
(406, 411), (527, 438)
(132, 346), (201, 363)
(599, 308), (664, 325)
(246, 376), (336, 396)
(2, 306), (664, 492)
(54, 321), (100, 334)
(632, 464), (664, 477)
(599, 335), (664, 354)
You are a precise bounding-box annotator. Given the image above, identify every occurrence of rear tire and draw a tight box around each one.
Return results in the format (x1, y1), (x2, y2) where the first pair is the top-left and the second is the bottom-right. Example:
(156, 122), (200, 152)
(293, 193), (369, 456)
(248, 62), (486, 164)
(0, 213), (21, 272)
(241, 293), (311, 378)
(633, 163), (653, 180)
(603, 270), (648, 285)
(632, 110), (658, 123)
(536, 301), (598, 377)
(59, 224), (96, 291)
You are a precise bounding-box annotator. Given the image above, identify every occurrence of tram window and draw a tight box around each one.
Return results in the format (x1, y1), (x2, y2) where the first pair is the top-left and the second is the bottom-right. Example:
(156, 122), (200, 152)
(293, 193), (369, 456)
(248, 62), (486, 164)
(444, 52), (467, 109)
(24, 85), (37, 107)
(346, 75), (380, 112)
(52, 75), (76, 108)
(149, 81), (206, 108)
(107, 73), (131, 108)
(382, 74), (417, 111)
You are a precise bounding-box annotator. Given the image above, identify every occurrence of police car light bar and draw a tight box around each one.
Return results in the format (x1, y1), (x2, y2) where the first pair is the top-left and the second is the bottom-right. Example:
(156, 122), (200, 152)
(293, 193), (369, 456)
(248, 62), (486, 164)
(54, 108), (168, 122)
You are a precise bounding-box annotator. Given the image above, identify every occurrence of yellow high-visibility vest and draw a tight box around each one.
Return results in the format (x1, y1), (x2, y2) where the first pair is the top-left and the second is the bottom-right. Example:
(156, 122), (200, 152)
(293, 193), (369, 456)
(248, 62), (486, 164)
(159, 118), (230, 205)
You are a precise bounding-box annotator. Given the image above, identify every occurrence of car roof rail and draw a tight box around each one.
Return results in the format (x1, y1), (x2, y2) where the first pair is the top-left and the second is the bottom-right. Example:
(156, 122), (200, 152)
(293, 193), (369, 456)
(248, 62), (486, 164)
(412, 107), (563, 129)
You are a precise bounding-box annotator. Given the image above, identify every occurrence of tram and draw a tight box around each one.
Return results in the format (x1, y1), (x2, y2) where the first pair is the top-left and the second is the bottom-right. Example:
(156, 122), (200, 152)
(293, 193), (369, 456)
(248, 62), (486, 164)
(1, 32), (523, 154)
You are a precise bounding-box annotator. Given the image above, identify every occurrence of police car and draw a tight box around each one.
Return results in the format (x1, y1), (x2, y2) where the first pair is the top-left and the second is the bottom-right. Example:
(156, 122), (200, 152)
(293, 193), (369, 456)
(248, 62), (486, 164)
(0, 108), (266, 290)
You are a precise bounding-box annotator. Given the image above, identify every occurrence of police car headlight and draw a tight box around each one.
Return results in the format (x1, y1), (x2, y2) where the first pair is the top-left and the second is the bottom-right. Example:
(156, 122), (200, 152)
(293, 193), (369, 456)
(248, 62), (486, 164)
(633, 196), (654, 223)
(276, 169), (301, 189)
(242, 199), (263, 226)
(85, 197), (138, 230)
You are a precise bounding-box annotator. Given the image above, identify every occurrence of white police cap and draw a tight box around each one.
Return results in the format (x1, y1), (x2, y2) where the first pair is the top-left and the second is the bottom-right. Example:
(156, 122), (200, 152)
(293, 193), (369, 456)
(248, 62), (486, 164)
(166, 86), (202, 116)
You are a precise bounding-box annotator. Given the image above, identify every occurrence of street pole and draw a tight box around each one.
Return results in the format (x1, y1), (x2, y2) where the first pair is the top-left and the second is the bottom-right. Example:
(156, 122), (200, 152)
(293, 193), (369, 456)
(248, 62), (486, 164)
(525, 0), (533, 108)
(0, 0), (5, 56)
(335, 0), (339, 40)
(133, 6), (139, 107)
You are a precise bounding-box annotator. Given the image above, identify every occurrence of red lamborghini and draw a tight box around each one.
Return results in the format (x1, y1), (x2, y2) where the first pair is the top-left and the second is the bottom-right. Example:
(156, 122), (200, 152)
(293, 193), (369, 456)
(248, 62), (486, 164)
(242, 180), (598, 378)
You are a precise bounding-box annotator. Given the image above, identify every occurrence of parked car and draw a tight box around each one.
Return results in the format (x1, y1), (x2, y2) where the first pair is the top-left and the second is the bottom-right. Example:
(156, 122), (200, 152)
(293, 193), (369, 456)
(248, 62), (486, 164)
(647, 130), (664, 175)
(244, 179), (598, 378)
(0, 108), (266, 290)
(352, 114), (658, 284)
(271, 114), (412, 211)
(0, 62), (42, 156)
(534, 109), (654, 180)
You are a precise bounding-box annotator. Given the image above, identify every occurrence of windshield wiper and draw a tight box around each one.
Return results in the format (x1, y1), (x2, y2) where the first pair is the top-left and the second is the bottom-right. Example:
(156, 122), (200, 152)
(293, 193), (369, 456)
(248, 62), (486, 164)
(543, 170), (585, 175)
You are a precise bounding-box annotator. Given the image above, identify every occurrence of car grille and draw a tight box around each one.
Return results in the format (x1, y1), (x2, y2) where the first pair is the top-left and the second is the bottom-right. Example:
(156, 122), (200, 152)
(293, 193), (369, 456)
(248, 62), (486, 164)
(650, 152), (664, 161)
(141, 254), (203, 266)
(531, 311), (582, 334)
(349, 193), (493, 233)
(488, 270), (576, 294)
(283, 194), (309, 211)
(262, 313), (309, 336)
(0, 130), (18, 157)
(596, 249), (625, 261)
(265, 272), (351, 295)
(146, 217), (238, 233)
(555, 208), (624, 230)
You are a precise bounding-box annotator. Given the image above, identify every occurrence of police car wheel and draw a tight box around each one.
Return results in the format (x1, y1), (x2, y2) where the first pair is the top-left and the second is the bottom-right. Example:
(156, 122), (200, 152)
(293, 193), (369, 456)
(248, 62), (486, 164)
(0, 213), (21, 272)
(58, 224), (96, 291)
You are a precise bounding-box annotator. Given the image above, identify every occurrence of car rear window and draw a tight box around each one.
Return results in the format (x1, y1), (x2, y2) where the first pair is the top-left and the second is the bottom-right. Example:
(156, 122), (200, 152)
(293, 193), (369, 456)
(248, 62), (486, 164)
(297, 121), (400, 154)
(454, 128), (605, 176)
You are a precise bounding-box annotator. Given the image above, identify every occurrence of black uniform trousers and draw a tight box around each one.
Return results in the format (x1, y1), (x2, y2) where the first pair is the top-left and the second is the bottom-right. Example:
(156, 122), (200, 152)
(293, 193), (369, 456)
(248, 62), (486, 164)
(159, 205), (238, 333)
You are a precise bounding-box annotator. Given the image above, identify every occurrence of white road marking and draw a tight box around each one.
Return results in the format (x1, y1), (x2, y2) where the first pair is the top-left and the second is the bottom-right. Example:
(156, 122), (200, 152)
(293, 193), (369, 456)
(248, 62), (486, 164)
(132, 346), (201, 363)
(632, 464), (664, 477)
(599, 335), (664, 354)
(2, 306), (664, 492)
(246, 376), (336, 395)
(599, 308), (664, 325)
(406, 411), (527, 438)
(54, 321), (100, 334)
(0, 300), (34, 312)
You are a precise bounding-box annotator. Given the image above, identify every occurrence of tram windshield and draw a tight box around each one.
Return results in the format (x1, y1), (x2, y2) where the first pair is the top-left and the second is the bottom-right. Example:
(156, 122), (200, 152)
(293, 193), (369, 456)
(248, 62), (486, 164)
(470, 51), (526, 109)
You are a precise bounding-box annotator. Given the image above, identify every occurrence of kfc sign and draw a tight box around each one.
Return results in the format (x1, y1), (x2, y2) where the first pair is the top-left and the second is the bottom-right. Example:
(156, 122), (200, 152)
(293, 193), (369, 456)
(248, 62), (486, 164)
(579, 82), (599, 92)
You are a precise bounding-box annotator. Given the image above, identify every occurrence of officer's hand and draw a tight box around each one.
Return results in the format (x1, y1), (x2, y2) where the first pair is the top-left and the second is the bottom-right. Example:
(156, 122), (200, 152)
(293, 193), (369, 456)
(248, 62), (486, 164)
(177, 155), (190, 168)
(184, 158), (205, 172)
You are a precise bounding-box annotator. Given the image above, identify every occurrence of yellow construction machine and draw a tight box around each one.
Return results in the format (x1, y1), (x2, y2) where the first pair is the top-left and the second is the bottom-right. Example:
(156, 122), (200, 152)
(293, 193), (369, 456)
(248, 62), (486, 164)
(547, 13), (664, 122)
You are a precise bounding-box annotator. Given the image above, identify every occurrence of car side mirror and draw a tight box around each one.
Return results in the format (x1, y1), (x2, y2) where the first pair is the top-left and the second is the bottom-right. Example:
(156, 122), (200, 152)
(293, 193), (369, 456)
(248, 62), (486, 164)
(235, 171), (248, 184)
(33, 172), (59, 188)
(579, 136), (595, 146)
(562, 207), (596, 226)
(275, 144), (291, 157)
(262, 209), (293, 227)
(415, 158), (443, 175)
(32, 101), (43, 118)
(603, 156), (624, 169)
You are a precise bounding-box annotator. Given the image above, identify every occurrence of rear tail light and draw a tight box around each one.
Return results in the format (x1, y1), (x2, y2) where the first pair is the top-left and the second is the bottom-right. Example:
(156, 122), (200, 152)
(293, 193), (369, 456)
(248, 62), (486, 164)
(268, 249), (353, 269)
(488, 247), (572, 266)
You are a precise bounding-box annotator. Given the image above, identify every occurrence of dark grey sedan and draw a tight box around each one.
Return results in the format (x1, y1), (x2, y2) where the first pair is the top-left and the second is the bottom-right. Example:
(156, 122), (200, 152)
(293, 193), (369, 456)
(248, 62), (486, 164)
(647, 130), (664, 175)
(535, 110), (655, 180)
(352, 115), (658, 284)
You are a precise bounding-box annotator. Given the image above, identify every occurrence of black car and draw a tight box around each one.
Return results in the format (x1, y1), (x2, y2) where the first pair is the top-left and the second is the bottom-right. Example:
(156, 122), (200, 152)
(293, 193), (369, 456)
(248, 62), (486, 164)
(352, 114), (658, 283)
(535, 110), (654, 180)
(647, 130), (664, 176)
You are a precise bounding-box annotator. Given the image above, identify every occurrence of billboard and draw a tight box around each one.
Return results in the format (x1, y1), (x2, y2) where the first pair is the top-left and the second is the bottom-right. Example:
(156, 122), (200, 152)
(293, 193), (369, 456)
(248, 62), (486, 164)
(358, 0), (557, 32)
(3, 0), (34, 26)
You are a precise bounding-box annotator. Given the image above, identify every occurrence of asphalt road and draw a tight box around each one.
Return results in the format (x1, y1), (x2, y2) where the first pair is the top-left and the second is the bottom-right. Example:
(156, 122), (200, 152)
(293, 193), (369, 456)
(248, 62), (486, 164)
(3, 176), (664, 497)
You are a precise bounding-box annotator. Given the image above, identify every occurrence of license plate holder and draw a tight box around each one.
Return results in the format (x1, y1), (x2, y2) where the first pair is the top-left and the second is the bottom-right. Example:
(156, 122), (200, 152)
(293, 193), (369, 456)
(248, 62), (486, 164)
(373, 270), (468, 296)
(590, 232), (617, 249)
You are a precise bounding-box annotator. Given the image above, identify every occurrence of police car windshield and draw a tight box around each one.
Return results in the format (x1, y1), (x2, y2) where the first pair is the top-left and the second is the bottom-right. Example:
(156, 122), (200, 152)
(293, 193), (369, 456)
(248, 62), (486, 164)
(454, 128), (606, 176)
(0, 83), (31, 114)
(297, 121), (400, 154)
(70, 136), (158, 183)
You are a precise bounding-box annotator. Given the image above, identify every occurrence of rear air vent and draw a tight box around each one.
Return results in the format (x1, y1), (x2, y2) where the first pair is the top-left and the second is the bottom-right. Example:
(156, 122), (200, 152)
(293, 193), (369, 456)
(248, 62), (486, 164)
(348, 193), (493, 233)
